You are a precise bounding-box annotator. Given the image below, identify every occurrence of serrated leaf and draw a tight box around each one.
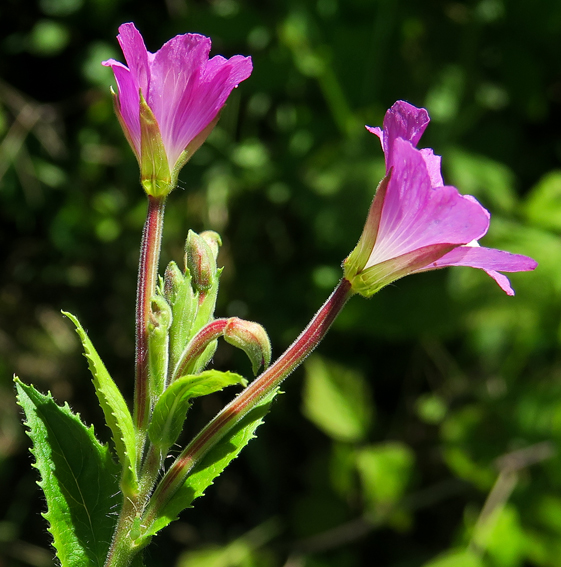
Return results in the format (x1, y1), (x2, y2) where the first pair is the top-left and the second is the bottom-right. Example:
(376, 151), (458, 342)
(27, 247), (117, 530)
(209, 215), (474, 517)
(63, 311), (138, 495)
(145, 387), (279, 537)
(15, 378), (120, 567)
(148, 370), (247, 453)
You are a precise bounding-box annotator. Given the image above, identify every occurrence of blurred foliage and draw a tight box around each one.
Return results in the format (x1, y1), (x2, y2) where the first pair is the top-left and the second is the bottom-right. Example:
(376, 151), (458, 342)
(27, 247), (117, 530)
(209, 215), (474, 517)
(1, 0), (561, 566)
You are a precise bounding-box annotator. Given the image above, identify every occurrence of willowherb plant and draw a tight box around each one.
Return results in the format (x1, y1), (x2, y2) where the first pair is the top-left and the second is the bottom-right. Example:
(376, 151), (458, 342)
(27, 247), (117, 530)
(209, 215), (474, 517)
(15, 23), (537, 567)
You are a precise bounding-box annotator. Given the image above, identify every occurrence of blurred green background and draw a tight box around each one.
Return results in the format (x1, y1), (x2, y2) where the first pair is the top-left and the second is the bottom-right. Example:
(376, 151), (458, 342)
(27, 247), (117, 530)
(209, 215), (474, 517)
(1, 0), (561, 566)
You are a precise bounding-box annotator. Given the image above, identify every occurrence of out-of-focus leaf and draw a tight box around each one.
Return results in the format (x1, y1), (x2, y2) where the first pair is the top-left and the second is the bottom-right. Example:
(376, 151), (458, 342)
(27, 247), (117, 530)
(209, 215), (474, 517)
(302, 355), (373, 442)
(473, 504), (527, 567)
(524, 170), (561, 232)
(15, 378), (119, 567)
(446, 149), (518, 214)
(416, 393), (447, 424)
(355, 442), (414, 509)
(534, 495), (561, 534)
(177, 520), (279, 567)
(422, 549), (484, 567)
(441, 406), (495, 490)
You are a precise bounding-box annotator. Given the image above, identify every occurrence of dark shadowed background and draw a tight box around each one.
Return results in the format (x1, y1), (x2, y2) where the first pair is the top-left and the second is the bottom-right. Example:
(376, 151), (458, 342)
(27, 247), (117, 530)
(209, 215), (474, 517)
(1, 0), (561, 566)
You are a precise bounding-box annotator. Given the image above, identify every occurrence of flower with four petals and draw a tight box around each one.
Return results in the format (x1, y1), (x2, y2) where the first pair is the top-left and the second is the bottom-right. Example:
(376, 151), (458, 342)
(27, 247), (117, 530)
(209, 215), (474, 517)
(103, 23), (253, 197)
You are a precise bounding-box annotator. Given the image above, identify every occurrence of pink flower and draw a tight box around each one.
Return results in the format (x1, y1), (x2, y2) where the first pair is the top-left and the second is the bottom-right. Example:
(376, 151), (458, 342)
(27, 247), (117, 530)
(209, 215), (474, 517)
(103, 23), (252, 196)
(344, 101), (537, 297)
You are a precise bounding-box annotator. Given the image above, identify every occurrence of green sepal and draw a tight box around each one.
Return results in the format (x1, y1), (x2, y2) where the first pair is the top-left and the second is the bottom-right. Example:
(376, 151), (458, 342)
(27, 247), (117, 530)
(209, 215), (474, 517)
(148, 370), (247, 454)
(63, 311), (138, 496)
(139, 91), (173, 198)
(15, 378), (120, 567)
(343, 173), (390, 281)
(349, 243), (456, 298)
(144, 387), (279, 537)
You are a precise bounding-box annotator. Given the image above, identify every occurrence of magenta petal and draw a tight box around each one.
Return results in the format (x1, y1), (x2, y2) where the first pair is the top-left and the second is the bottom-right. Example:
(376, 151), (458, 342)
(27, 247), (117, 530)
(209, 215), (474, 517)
(165, 54), (253, 166)
(383, 101), (430, 148)
(366, 139), (490, 266)
(420, 148), (443, 187)
(148, 33), (211, 162)
(108, 62), (141, 155)
(485, 271), (516, 296)
(427, 246), (538, 272)
(367, 101), (430, 170)
(419, 246), (538, 295)
(116, 23), (150, 94)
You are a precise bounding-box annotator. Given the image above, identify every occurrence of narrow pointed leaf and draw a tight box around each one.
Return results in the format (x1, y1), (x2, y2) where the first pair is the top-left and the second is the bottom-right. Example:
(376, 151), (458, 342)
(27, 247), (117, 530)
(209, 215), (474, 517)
(63, 311), (138, 495)
(148, 370), (247, 452)
(145, 387), (279, 536)
(164, 262), (196, 376)
(15, 378), (119, 567)
(192, 268), (223, 334)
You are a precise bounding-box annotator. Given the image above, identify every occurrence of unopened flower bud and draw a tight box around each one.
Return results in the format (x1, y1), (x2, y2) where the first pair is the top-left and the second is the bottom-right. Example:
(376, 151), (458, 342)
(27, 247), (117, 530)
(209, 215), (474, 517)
(185, 230), (218, 292)
(163, 261), (185, 304)
(200, 231), (222, 263)
(224, 317), (271, 375)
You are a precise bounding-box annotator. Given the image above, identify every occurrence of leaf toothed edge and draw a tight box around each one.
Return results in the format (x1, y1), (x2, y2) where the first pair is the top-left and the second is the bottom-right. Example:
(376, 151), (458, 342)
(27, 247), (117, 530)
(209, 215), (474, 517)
(145, 387), (280, 537)
(63, 311), (138, 496)
(15, 377), (120, 567)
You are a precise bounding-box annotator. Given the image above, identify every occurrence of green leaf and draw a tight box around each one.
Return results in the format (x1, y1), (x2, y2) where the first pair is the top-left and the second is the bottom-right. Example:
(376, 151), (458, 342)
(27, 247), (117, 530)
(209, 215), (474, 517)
(145, 387), (279, 537)
(148, 370), (247, 453)
(302, 355), (373, 442)
(15, 378), (119, 567)
(164, 261), (196, 377)
(63, 311), (138, 496)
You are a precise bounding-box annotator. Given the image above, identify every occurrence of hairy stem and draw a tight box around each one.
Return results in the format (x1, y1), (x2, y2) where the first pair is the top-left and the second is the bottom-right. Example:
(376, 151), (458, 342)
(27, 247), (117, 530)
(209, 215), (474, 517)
(105, 196), (167, 567)
(134, 196), (166, 436)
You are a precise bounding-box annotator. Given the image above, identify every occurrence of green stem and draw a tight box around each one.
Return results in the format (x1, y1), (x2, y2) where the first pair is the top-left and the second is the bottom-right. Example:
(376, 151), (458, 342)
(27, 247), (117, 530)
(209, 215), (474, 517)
(143, 278), (354, 527)
(134, 196), (166, 437)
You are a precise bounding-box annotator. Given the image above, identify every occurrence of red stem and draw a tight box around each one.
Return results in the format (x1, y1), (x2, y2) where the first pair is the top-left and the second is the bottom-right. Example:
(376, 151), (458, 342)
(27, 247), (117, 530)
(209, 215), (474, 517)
(144, 277), (353, 524)
(172, 318), (229, 381)
(135, 195), (166, 432)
